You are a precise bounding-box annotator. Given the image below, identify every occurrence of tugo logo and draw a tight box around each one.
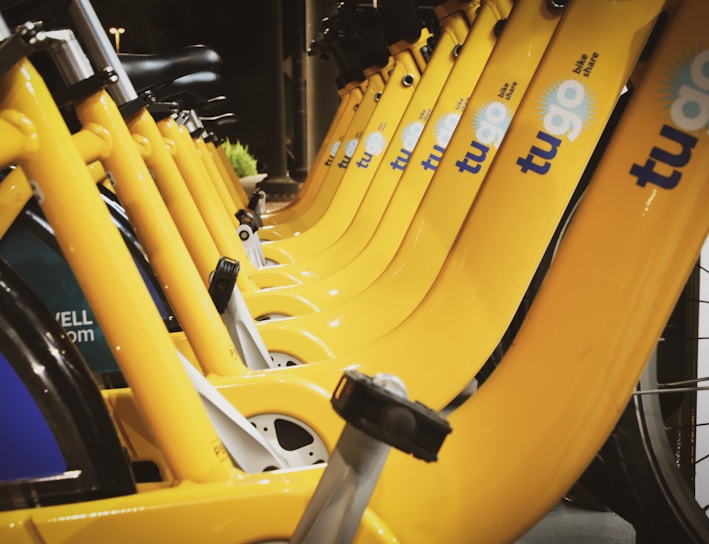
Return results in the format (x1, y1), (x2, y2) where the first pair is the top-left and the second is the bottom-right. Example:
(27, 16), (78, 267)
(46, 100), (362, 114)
(421, 112), (461, 171)
(517, 79), (595, 175)
(390, 122), (424, 171)
(456, 101), (512, 175)
(630, 48), (708, 189)
(324, 140), (341, 166)
(338, 138), (360, 169)
(356, 131), (387, 168)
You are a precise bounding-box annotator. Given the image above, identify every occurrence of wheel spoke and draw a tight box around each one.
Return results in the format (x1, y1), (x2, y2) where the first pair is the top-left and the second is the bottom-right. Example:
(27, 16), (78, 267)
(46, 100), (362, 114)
(658, 376), (709, 387)
(665, 421), (709, 432)
(633, 386), (709, 395)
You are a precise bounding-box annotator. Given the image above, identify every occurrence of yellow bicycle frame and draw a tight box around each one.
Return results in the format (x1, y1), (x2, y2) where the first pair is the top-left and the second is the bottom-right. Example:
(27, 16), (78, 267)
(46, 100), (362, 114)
(258, 2), (475, 266)
(243, 0), (562, 364)
(128, 110), (224, 284)
(243, 0), (509, 314)
(156, 117), (269, 291)
(258, 30), (432, 253)
(366, 2), (708, 541)
(258, 58), (392, 238)
(1, 1), (706, 542)
(262, 0), (660, 402)
(72, 90), (246, 377)
(0, 58), (235, 484)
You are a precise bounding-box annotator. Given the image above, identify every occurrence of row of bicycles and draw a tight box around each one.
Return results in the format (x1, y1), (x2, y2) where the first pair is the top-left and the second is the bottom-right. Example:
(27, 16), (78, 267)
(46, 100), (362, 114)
(0, 0), (706, 541)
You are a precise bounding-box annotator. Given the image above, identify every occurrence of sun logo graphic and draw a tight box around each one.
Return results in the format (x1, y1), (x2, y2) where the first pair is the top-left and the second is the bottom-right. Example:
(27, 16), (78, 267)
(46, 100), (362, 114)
(456, 101), (512, 175)
(660, 47), (709, 133)
(517, 79), (595, 175)
(473, 101), (512, 147)
(356, 131), (387, 169)
(421, 112), (461, 171)
(630, 48), (708, 189)
(390, 121), (424, 171)
(338, 138), (360, 169)
(539, 79), (595, 141)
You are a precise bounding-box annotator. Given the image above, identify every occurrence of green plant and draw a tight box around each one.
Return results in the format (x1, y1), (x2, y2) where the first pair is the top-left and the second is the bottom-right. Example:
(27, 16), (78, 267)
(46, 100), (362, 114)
(222, 139), (259, 177)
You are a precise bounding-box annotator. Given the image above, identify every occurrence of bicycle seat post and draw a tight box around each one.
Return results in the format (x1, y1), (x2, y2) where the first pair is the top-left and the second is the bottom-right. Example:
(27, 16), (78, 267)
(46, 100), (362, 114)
(67, 0), (138, 106)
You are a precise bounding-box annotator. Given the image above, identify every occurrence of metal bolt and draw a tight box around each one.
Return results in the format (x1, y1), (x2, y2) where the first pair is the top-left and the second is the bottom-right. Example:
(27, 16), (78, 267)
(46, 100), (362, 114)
(402, 74), (415, 87)
(547, 0), (570, 11)
(372, 373), (408, 398)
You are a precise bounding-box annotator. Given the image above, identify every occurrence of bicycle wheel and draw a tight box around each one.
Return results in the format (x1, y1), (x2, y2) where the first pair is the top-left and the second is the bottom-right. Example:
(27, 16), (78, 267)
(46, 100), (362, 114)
(581, 236), (709, 543)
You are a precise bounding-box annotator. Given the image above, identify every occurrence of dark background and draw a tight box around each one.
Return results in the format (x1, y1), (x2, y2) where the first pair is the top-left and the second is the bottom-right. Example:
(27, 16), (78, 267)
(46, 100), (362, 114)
(89, 0), (341, 180)
(90, 0), (308, 173)
(3, 0), (341, 180)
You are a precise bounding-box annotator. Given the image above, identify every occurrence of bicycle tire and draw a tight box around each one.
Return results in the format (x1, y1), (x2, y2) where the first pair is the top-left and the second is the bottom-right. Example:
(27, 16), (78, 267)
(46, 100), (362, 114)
(581, 258), (709, 543)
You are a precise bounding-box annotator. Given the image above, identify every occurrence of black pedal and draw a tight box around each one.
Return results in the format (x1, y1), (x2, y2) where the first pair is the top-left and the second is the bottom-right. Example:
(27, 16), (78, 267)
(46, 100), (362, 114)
(331, 370), (452, 462)
(207, 256), (239, 314)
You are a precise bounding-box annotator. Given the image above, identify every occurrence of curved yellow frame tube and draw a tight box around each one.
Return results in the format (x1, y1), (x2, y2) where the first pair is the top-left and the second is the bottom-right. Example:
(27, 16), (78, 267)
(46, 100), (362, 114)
(258, 11), (467, 266)
(246, 0), (558, 363)
(261, 81), (365, 226)
(258, 59), (391, 238)
(244, 0), (508, 307)
(259, 30), (432, 251)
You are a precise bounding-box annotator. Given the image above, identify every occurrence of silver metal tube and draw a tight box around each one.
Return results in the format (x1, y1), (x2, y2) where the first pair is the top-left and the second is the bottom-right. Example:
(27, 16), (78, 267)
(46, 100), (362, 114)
(290, 424), (391, 544)
(45, 30), (95, 86)
(291, 373), (408, 543)
(185, 109), (206, 136)
(68, 0), (138, 104)
(0, 13), (10, 41)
